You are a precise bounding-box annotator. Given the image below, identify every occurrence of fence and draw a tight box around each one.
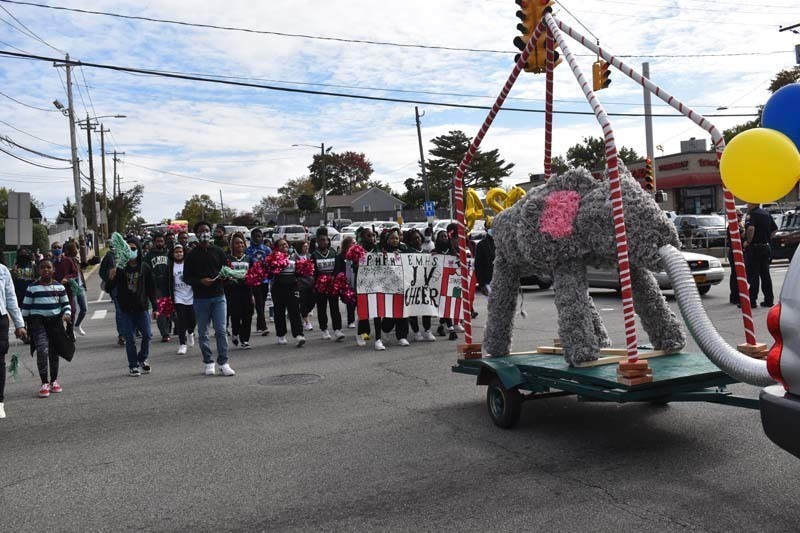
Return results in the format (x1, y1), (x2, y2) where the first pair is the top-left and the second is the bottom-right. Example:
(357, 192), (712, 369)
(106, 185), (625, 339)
(263, 208), (453, 227)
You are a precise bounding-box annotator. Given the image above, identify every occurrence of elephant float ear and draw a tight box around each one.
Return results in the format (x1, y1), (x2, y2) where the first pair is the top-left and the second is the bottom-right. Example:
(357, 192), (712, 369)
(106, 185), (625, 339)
(539, 190), (582, 239)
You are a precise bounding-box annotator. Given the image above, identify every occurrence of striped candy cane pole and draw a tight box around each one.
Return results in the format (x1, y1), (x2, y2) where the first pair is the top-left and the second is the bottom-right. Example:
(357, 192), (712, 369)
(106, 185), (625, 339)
(552, 18), (757, 345)
(545, 14), (639, 361)
(451, 20), (547, 345)
(543, 27), (555, 180)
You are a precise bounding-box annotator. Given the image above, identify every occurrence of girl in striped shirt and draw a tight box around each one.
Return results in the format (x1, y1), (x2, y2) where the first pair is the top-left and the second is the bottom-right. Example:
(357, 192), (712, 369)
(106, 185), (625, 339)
(21, 260), (72, 398)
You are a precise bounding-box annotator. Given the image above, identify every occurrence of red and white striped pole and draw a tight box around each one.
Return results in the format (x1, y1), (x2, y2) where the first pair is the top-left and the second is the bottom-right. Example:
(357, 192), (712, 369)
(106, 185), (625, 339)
(450, 17), (547, 345)
(544, 14), (639, 362)
(543, 26), (555, 180)
(552, 18), (757, 346)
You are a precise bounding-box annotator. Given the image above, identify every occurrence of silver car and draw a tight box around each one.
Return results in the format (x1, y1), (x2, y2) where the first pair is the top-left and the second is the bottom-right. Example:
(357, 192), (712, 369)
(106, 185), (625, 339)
(587, 250), (724, 295)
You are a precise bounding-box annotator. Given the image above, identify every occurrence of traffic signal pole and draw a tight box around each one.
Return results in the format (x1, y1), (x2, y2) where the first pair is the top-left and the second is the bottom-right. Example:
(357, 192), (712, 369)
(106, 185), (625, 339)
(642, 61), (656, 193)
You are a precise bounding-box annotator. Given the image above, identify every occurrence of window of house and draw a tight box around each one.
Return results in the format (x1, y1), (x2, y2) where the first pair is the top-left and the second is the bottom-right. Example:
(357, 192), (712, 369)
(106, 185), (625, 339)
(363, 204), (371, 212)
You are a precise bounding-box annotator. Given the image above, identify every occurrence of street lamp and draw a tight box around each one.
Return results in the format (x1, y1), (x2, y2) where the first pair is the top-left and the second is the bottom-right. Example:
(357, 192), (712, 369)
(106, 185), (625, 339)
(292, 143), (333, 224)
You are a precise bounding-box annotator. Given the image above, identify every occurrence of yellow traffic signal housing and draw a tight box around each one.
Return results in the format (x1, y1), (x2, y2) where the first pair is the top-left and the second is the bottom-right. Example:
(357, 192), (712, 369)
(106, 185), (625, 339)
(592, 59), (611, 91)
(643, 158), (655, 192)
(513, 0), (562, 74)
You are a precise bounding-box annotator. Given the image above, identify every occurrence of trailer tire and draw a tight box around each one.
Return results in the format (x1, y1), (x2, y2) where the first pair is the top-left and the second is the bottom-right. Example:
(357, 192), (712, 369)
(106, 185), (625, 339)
(487, 376), (522, 429)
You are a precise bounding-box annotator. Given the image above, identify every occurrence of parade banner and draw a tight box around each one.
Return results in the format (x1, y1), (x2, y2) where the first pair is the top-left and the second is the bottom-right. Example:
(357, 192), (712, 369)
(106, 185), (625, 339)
(356, 253), (472, 319)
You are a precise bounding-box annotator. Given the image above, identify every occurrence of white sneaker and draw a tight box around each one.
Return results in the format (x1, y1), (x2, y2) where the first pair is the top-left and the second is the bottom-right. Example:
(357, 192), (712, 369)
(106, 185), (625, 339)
(303, 321), (313, 331)
(398, 338), (410, 347)
(455, 323), (466, 333)
(204, 363), (216, 376)
(347, 322), (356, 329)
(219, 363), (236, 376)
(177, 344), (187, 355)
(356, 335), (366, 347)
(374, 340), (386, 351)
(296, 335), (306, 347)
(423, 331), (437, 342)
(277, 336), (287, 345)
(78, 326), (86, 336)
(321, 329), (331, 340)
(0, 402), (5, 419)
(334, 330), (345, 342)
(188, 333), (195, 346)
(413, 332), (424, 342)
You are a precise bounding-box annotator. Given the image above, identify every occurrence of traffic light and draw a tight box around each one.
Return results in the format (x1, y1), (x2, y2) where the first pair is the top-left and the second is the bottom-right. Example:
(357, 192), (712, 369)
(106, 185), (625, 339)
(643, 158), (655, 192)
(513, 0), (561, 74)
(592, 59), (611, 91)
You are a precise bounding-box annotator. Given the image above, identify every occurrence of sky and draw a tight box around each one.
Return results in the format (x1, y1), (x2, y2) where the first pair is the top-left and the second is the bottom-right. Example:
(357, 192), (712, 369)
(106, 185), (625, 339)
(1, 0), (798, 223)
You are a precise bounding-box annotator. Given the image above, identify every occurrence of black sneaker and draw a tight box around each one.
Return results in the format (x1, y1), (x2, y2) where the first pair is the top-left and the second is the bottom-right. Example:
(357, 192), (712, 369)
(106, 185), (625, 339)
(436, 325), (446, 337)
(232, 335), (239, 346)
(449, 331), (458, 341)
(761, 302), (774, 308)
(241, 341), (251, 350)
(118, 336), (125, 346)
(129, 367), (141, 377)
(261, 329), (270, 336)
(141, 360), (151, 374)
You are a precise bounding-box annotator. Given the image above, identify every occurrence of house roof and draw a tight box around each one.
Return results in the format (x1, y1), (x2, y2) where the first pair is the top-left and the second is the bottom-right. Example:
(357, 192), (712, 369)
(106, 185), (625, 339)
(326, 187), (405, 208)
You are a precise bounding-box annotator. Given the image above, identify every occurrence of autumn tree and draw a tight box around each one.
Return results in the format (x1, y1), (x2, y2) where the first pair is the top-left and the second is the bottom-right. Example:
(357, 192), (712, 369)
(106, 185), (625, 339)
(308, 151), (375, 195)
(565, 136), (639, 171)
(177, 194), (221, 228)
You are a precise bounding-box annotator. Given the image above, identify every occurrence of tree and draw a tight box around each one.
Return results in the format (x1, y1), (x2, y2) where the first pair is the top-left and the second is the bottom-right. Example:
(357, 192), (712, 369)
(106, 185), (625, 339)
(309, 151), (374, 195)
(276, 177), (317, 212)
(252, 196), (282, 221)
(723, 66), (800, 142)
(177, 194), (221, 228)
(550, 155), (569, 175)
(296, 193), (318, 213)
(233, 212), (258, 227)
(565, 136), (640, 171)
(58, 197), (77, 222)
(404, 130), (515, 209)
(109, 184), (145, 233)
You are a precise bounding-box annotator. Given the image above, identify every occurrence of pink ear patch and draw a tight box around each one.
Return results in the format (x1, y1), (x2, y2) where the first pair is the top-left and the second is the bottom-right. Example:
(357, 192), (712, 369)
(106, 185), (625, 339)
(539, 190), (581, 239)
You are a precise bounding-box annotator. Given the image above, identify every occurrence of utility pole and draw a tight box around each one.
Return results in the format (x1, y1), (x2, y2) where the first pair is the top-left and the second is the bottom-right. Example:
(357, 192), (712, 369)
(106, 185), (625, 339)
(219, 189), (224, 222)
(321, 143), (327, 224)
(99, 124), (110, 240)
(112, 151), (124, 232)
(80, 114), (97, 232)
(642, 61), (656, 193)
(60, 54), (87, 264)
(414, 106), (430, 204)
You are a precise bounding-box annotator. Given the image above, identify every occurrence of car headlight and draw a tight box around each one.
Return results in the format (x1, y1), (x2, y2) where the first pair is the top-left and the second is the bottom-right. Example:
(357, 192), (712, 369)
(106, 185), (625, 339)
(709, 259), (721, 268)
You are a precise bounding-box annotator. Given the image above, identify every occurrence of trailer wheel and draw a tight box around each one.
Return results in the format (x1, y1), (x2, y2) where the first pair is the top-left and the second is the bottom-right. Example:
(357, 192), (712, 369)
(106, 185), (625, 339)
(487, 376), (522, 429)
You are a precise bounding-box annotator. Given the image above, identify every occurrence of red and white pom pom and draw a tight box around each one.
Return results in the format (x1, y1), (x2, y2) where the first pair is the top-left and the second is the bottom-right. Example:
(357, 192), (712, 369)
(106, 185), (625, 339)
(345, 244), (366, 264)
(315, 274), (334, 295)
(245, 260), (267, 287)
(157, 296), (175, 316)
(295, 258), (315, 277)
(264, 251), (290, 276)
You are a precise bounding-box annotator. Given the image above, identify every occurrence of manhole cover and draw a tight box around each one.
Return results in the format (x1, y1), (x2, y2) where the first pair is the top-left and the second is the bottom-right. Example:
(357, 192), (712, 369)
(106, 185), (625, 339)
(258, 374), (322, 386)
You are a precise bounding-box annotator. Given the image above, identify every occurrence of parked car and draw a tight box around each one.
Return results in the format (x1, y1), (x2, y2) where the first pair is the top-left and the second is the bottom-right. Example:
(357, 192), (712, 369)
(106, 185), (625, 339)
(673, 214), (727, 248)
(374, 221), (400, 232)
(520, 273), (552, 290)
(273, 225), (308, 244)
(401, 222), (429, 233)
(771, 209), (800, 260)
(433, 219), (457, 234)
(331, 232), (356, 253)
(331, 218), (353, 230)
(587, 250), (724, 295)
(224, 225), (250, 242)
(310, 226), (340, 239)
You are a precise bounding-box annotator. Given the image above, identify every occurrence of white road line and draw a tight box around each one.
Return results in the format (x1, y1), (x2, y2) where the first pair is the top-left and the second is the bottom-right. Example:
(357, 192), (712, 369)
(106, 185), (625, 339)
(600, 308), (615, 311)
(91, 310), (107, 320)
(94, 293), (109, 303)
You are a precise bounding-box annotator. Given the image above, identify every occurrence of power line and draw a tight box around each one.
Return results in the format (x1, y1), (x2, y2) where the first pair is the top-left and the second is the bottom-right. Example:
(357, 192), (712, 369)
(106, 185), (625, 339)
(0, 50), (762, 118)
(0, 0), (793, 58)
(123, 161), (281, 189)
(0, 37), (33, 54)
(0, 118), (70, 148)
(0, 4), (63, 53)
(1, 134), (70, 160)
(0, 88), (58, 111)
(0, 144), (72, 169)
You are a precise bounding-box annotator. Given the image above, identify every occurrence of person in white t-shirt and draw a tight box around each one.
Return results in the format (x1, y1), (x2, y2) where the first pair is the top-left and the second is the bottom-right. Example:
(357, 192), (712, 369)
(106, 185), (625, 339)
(169, 244), (195, 355)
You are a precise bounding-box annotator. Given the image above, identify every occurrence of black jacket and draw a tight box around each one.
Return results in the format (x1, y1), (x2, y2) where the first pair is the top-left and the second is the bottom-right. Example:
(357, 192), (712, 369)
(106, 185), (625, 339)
(106, 259), (157, 313)
(475, 235), (495, 288)
(183, 244), (227, 298)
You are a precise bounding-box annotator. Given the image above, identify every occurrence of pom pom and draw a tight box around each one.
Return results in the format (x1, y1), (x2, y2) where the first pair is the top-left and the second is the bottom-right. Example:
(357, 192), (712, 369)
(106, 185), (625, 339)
(315, 274), (334, 295)
(245, 260), (266, 287)
(346, 244), (366, 264)
(333, 272), (355, 303)
(264, 251), (290, 276)
(295, 258), (315, 277)
(157, 296), (175, 316)
(340, 286), (356, 305)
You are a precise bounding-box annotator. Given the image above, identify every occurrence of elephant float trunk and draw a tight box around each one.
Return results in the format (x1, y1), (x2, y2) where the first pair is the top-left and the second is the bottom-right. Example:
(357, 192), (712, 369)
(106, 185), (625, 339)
(659, 244), (775, 387)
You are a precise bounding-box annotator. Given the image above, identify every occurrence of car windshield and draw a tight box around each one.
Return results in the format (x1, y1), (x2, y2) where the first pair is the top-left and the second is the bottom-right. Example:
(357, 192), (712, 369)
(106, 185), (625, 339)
(695, 215), (725, 227)
(284, 226), (305, 233)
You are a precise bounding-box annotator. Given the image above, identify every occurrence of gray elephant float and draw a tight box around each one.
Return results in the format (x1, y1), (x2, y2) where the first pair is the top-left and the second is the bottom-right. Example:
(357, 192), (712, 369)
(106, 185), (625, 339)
(484, 167), (686, 365)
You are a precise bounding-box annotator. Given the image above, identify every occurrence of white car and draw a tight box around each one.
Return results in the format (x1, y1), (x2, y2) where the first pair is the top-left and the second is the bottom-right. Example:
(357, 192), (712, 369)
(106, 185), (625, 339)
(586, 250), (724, 295)
(433, 219), (457, 234)
(374, 221), (400, 231)
(273, 225), (307, 244)
(331, 232), (356, 253)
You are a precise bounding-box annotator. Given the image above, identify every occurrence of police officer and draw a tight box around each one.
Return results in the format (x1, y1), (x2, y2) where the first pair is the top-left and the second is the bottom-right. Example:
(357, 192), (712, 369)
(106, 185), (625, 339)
(744, 203), (778, 308)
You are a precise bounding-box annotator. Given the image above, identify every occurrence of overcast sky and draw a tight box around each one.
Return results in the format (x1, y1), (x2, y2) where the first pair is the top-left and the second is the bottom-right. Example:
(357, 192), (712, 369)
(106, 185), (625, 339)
(1, 0), (798, 222)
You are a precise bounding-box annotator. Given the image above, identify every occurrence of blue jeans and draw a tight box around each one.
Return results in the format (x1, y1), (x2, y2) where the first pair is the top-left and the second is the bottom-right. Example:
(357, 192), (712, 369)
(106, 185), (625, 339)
(120, 310), (151, 369)
(193, 295), (228, 365)
(73, 289), (88, 327)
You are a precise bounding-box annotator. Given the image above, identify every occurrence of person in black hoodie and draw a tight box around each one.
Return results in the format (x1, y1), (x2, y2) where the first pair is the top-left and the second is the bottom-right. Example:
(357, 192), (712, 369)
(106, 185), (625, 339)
(225, 233), (254, 349)
(312, 229), (344, 341)
(106, 236), (158, 377)
(270, 238), (305, 347)
(144, 232), (172, 342)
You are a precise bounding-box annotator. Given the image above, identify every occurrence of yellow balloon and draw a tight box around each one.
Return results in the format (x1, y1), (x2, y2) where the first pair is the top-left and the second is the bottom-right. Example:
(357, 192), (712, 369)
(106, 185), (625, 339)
(720, 128), (800, 204)
(486, 187), (508, 213)
(504, 186), (526, 208)
(465, 188), (484, 231)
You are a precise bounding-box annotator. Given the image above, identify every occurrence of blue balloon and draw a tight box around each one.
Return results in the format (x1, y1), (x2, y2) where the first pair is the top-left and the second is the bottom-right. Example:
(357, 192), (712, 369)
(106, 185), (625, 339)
(763, 83), (800, 149)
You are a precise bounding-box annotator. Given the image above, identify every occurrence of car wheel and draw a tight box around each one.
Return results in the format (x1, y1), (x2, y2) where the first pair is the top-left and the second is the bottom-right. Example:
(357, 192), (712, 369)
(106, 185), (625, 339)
(697, 285), (711, 295)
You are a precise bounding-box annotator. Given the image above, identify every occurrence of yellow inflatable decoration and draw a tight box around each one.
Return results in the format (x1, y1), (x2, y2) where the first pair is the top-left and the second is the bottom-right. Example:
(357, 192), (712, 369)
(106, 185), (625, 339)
(465, 188), (484, 231)
(466, 186), (527, 231)
(720, 128), (800, 204)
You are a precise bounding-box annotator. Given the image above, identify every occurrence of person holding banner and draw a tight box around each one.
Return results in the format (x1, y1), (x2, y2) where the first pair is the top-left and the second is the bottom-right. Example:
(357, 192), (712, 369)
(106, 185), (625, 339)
(354, 227), (384, 349)
(313, 230), (345, 341)
(404, 229), (436, 342)
(271, 239), (306, 347)
(433, 230), (458, 341)
(337, 236), (357, 328)
(374, 228), (411, 347)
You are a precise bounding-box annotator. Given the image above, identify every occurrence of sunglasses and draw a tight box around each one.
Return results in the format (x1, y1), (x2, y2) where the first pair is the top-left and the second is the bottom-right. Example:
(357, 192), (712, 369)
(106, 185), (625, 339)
(52, 245), (62, 249)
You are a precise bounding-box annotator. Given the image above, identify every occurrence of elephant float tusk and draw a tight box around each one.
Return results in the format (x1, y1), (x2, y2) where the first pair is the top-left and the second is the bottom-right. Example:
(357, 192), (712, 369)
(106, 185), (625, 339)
(659, 245), (775, 387)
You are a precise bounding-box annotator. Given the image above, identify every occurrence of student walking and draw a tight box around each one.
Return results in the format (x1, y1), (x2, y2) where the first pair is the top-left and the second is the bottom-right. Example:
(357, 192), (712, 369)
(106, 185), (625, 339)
(404, 229), (436, 342)
(21, 260), (73, 397)
(99, 243), (126, 346)
(184, 221), (234, 376)
(293, 241), (315, 332)
(245, 228), (271, 336)
(226, 233), (254, 349)
(169, 244), (195, 355)
(1, 261), (27, 418)
(271, 239), (305, 347)
(353, 228), (385, 350)
(312, 231), (345, 341)
(144, 232), (173, 342)
(106, 236), (159, 376)
(375, 228), (411, 347)
(51, 241), (78, 341)
(64, 241), (88, 336)
(337, 236), (357, 329)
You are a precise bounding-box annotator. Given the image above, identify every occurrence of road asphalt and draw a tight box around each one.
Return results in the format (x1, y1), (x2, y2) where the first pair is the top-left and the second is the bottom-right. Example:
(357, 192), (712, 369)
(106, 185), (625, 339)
(1, 264), (797, 532)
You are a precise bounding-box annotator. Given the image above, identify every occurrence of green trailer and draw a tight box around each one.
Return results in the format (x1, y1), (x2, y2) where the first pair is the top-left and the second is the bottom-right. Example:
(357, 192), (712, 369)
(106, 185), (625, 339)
(452, 351), (759, 428)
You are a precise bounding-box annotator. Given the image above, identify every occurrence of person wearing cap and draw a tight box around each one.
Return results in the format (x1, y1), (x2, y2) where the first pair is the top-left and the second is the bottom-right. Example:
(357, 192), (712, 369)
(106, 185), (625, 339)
(105, 236), (159, 377)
